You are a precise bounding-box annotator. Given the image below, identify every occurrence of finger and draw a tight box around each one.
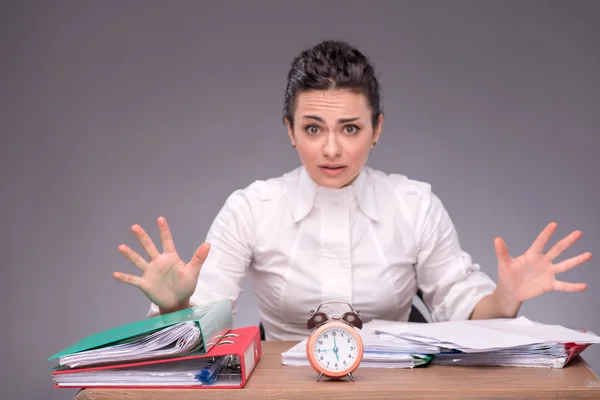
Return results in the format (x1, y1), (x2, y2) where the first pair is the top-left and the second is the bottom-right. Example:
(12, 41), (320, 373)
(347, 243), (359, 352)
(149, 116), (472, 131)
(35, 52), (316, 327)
(530, 222), (558, 253)
(494, 237), (511, 266)
(552, 280), (588, 292)
(157, 216), (177, 253)
(553, 252), (592, 274)
(118, 244), (149, 271)
(189, 242), (211, 272)
(112, 271), (144, 288)
(545, 230), (583, 261)
(131, 224), (160, 260)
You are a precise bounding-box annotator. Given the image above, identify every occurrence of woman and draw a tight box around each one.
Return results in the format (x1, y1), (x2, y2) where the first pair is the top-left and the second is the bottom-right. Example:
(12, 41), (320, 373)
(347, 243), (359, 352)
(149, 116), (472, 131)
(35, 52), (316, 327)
(113, 40), (591, 341)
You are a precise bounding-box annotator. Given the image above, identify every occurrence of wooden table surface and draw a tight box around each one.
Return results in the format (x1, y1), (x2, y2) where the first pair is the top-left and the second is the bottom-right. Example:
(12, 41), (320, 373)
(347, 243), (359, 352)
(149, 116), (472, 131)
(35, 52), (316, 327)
(74, 340), (600, 400)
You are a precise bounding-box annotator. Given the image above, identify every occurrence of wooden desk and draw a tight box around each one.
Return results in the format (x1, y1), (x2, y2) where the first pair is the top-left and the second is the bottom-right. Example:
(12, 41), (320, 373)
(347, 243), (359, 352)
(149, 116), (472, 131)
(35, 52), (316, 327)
(74, 340), (600, 400)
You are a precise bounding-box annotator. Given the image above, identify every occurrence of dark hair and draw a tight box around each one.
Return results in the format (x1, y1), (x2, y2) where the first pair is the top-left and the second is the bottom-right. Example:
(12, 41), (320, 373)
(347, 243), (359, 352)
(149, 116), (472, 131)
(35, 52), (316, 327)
(283, 40), (383, 128)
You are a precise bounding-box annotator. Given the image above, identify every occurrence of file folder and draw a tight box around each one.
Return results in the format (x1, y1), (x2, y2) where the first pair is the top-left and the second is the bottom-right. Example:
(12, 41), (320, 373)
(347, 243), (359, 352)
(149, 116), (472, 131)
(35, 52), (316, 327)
(48, 299), (234, 365)
(51, 325), (262, 389)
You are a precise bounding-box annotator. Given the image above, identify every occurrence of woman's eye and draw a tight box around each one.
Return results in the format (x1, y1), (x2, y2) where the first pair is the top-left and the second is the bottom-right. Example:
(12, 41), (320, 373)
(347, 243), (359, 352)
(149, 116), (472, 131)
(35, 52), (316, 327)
(306, 126), (320, 135)
(344, 125), (359, 134)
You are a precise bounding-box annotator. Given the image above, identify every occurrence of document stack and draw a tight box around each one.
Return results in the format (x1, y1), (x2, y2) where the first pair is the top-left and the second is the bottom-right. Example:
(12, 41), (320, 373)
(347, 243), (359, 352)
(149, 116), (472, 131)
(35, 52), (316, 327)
(48, 299), (262, 389)
(369, 316), (600, 369)
(282, 316), (599, 370)
(281, 329), (435, 368)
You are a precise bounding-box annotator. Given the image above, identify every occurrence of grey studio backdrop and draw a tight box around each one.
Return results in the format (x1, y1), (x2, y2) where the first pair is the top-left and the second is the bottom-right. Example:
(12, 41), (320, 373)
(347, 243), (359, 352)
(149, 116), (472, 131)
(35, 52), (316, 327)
(1, 1), (599, 399)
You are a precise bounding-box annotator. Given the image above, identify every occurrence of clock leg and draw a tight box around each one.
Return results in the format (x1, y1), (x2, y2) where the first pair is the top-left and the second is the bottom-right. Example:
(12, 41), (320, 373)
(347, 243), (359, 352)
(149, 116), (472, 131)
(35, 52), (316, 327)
(316, 372), (324, 382)
(347, 373), (355, 381)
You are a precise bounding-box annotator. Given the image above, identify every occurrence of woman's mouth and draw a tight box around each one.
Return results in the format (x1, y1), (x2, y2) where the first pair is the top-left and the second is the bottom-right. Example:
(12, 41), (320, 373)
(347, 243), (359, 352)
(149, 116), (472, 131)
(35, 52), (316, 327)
(319, 165), (347, 177)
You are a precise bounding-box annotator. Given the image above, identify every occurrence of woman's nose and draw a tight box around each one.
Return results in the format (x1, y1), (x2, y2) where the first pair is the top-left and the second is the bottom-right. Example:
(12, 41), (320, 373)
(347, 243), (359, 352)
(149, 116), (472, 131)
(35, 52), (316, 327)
(322, 133), (341, 158)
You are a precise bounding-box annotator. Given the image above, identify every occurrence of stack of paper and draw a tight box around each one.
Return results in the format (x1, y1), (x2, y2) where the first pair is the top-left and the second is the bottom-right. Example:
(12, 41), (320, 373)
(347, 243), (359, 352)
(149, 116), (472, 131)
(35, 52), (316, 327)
(58, 321), (204, 368)
(369, 316), (600, 368)
(431, 343), (591, 368)
(281, 329), (435, 368)
(48, 299), (256, 388)
(49, 356), (241, 387)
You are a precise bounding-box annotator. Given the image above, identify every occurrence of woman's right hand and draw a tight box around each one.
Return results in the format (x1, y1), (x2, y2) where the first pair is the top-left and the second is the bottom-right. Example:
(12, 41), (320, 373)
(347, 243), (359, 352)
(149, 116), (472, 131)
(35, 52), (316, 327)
(113, 216), (211, 314)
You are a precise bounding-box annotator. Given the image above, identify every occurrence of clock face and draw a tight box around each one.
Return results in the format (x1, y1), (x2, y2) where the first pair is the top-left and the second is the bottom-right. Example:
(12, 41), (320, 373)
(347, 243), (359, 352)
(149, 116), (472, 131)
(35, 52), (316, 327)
(311, 326), (360, 372)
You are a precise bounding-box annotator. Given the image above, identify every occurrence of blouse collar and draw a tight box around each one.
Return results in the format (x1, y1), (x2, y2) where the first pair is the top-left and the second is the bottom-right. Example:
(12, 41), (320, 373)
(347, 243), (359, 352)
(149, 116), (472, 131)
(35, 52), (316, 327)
(286, 165), (380, 223)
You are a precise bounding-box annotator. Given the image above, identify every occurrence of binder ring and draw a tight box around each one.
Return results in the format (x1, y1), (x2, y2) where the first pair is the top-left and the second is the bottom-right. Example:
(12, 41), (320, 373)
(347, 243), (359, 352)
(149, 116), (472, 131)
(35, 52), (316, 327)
(210, 333), (240, 340)
(215, 340), (236, 345)
(206, 333), (240, 346)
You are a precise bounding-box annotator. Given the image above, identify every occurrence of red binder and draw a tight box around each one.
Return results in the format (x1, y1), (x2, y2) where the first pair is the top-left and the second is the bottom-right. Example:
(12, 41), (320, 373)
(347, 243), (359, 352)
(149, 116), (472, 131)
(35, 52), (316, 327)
(565, 342), (591, 364)
(52, 325), (262, 389)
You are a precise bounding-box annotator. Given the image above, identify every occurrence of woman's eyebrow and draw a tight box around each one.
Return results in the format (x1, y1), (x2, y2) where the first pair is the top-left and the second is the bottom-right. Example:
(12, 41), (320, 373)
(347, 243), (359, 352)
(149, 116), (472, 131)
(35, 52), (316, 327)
(302, 115), (361, 124)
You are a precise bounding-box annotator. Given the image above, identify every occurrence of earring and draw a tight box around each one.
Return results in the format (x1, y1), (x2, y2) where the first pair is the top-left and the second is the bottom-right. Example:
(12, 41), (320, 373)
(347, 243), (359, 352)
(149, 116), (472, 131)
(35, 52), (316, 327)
(372, 142), (377, 146)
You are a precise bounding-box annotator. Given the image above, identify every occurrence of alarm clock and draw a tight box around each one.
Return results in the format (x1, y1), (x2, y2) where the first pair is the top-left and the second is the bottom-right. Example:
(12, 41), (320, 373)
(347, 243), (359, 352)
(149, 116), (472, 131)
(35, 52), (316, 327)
(305, 300), (364, 382)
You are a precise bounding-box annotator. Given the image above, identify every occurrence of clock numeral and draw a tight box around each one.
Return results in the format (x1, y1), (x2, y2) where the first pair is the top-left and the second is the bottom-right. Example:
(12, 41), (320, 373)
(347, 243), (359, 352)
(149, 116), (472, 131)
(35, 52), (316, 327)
(348, 354), (352, 358)
(347, 338), (351, 343)
(318, 340), (323, 345)
(324, 334), (328, 339)
(332, 331), (336, 336)
(320, 356), (324, 360)
(341, 333), (344, 337)
(335, 363), (338, 368)
(327, 362), (330, 366)
(350, 346), (354, 350)
(343, 361), (347, 365)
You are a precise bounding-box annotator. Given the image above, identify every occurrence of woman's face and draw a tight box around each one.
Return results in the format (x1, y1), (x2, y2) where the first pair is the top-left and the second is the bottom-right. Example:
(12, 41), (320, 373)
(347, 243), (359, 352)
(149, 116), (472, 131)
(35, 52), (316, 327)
(286, 89), (382, 188)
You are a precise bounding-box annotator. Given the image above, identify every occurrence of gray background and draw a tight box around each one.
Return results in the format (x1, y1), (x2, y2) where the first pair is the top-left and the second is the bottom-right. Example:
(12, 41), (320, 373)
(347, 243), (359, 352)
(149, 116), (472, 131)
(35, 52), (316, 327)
(1, 1), (598, 399)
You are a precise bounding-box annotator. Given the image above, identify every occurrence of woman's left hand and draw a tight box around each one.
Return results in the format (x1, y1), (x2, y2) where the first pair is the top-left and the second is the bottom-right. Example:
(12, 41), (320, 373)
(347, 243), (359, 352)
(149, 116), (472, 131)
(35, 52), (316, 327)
(494, 222), (592, 304)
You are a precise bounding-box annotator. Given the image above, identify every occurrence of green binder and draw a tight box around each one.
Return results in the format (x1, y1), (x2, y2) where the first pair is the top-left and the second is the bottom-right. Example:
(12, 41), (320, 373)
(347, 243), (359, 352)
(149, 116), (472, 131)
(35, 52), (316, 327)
(48, 299), (233, 362)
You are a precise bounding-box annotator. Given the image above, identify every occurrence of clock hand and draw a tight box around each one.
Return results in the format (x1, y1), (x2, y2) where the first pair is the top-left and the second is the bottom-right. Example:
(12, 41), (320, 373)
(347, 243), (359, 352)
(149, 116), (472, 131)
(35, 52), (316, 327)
(333, 335), (339, 361)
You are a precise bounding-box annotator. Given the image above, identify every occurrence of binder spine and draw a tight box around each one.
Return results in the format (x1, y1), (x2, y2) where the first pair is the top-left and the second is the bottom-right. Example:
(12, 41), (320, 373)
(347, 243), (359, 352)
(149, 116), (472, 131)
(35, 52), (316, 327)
(209, 325), (262, 387)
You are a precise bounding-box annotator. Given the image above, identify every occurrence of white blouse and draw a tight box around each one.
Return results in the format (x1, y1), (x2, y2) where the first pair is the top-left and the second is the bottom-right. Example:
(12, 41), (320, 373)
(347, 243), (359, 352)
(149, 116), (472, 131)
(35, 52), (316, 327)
(148, 166), (497, 340)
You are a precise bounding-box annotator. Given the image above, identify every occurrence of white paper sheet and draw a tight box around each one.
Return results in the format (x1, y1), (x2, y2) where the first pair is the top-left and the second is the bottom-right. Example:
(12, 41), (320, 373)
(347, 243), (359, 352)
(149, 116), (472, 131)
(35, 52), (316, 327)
(370, 317), (600, 353)
(59, 322), (203, 368)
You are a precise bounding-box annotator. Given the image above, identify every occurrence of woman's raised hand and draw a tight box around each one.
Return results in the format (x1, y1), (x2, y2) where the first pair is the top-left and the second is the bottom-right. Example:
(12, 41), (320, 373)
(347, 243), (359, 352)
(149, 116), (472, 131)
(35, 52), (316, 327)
(494, 222), (591, 304)
(113, 216), (210, 314)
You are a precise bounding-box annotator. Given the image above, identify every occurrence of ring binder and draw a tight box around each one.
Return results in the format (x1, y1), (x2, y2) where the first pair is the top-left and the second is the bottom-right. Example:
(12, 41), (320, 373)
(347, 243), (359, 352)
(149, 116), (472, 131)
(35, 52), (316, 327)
(48, 300), (262, 389)
(49, 300), (234, 368)
(51, 325), (262, 389)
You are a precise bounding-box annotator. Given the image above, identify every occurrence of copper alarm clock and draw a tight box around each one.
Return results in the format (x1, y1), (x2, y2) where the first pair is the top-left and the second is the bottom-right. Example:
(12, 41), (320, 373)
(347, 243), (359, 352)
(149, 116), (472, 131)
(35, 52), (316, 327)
(305, 300), (364, 382)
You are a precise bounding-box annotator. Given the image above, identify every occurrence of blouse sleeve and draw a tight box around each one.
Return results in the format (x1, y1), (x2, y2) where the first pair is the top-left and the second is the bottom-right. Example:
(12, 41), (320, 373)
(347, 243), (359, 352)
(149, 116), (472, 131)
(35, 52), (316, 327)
(147, 188), (256, 318)
(414, 191), (497, 322)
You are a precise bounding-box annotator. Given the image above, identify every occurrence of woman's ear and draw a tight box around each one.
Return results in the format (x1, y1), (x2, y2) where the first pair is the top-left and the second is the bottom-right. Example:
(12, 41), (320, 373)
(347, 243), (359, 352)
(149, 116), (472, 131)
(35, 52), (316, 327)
(284, 117), (296, 148)
(372, 113), (384, 147)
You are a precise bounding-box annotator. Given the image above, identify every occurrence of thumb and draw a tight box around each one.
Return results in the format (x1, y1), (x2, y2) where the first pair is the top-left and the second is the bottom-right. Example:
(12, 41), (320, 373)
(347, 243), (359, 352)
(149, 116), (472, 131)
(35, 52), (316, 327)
(494, 237), (511, 266)
(189, 242), (211, 271)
